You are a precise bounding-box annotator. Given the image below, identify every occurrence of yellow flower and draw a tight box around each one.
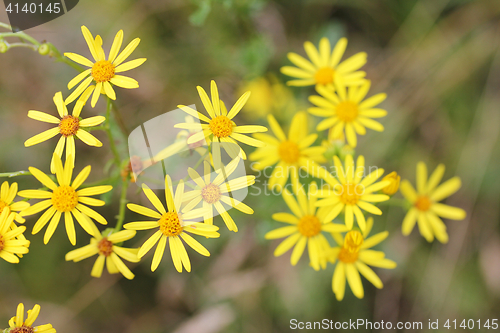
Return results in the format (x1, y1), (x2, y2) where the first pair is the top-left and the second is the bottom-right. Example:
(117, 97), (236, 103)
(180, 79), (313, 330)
(237, 76), (296, 119)
(249, 112), (326, 191)
(8, 303), (55, 333)
(308, 80), (387, 147)
(400, 162), (466, 243)
(0, 209), (30, 263)
(64, 26), (146, 107)
(124, 175), (220, 272)
(382, 171), (400, 195)
(315, 155), (390, 231)
(183, 157), (255, 232)
(0, 181), (30, 223)
(174, 80), (268, 161)
(281, 37), (366, 88)
(327, 217), (396, 301)
(18, 154), (112, 245)
(265, 182), (348, 271)
(66, 226), (139, 280)
(154, 115), (207, 162)
(24, 90), (105, 174)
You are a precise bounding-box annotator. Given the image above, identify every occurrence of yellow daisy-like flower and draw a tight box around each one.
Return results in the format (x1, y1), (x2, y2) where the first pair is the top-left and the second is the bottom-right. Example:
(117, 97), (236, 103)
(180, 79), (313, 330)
(8, 303), (56, 333)
(281, 37), (366, 88)
(183, 157), (255, 232)
(249, 112), (326, 191)
(315, 155), (390, 231)
(18, 154), (112, 245)
(66, 226), (139, 280)
(124, 175), (220, 272)
(265, 182), (348, 271)
(64, 26), (146, 107)
(400, 162), (466, 243)
(174, 80), (268, 162)
(327, 218), (396, 301)
(0, 181), (30, 223)
(24, 90), (105, 173)
(0, 209), (30, 263)
(308, 80), (387, 147)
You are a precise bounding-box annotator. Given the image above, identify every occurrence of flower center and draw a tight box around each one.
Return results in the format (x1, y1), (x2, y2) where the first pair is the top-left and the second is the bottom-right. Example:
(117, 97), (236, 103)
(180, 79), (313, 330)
(415, 195), (432, 211)
(336, 101), (359, 122)
(209, 115), (233, 138)
(201, 183), (221, 204)
(158, 212), (183, 237)
(338, 183), (364, 205)
(338, 230), (363, 263)
(297, 215), (322, 237)
(314, 67), (335, 85)
(11, 326), (34, 333)
(0, 235), (5, 252)
(91, 60), (115, 83)
(59, 115), (80, 137)
(278, 140), (300, 164)
(97, 238), (114, 257)
(51, 185), (79, 212)
(0, 200), (7, 214)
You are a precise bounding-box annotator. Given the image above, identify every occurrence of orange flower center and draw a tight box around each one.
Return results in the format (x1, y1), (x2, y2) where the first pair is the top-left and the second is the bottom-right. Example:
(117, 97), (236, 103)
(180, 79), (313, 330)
(338, 183), (364, 205)
(0, 235), (5, 252)
(158, 212), (183, 237)
(97, 237), (114, 257)
(297, 215), (321, 237)
(11, 326), (34, 333)
(278, 140), (300, 164)
(415, 195), (432, 211)
(201, 183), (221, 204)
(0, 200), (7, 214)
(338, 230), (363, 263)
(59, 115), (80, 137)
(91, 60), (115, 83)
(336, 101), (359, 122)
(209, 115), (233, 138)
(52, 185), (79, 212)
(314, 67), (335, 85)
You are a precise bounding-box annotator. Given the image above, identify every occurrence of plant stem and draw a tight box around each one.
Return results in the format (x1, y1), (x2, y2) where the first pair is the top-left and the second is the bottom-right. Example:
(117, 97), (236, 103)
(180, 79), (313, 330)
(115, 178), (129, 231)
(105, 98), (122, 168)
(110, 100), (129, 137)
(0, 170), (30, 178)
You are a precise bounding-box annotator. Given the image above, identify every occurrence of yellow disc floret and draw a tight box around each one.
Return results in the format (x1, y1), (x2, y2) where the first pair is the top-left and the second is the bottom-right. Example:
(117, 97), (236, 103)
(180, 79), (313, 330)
(278, 140), (300, 164)
(415, 196), (432, 211)
(314, 67), (335, 85)
(51, 185), (79, 212)
(0, 200), (7, 214)
(297, 215), (321, 237)
(336, 101), (359, 122)
(11, 326), (34, 333)
(209, 115), (233, 138)
(338, 230), (364, 263)
(0, 235), (4, 252)
(97, 238), (114, 257)
(201, 183), (221, 204)
(158, 212), (183, 236)
(339, 183), (364, 205)
(91, 60), (115, 83)
(59, 115), (80, 137)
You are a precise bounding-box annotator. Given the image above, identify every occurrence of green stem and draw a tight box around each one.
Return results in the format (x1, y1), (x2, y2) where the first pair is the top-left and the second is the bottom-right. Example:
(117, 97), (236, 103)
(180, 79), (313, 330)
(115, 178), (129, 231)
(0, 32), (41, 47)
(105, 98), (122, 168)
(0, 170), (30, 178)
(6, 43), (37, 50)
(110, 100), (129, 138)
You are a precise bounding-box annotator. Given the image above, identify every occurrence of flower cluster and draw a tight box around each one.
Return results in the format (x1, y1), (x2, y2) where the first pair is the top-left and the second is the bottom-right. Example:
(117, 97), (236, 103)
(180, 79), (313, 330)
(260, 37), (466, 300)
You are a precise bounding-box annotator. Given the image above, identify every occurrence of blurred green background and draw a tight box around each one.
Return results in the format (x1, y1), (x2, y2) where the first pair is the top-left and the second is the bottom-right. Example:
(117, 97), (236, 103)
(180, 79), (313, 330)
(1, 0), (499, 332)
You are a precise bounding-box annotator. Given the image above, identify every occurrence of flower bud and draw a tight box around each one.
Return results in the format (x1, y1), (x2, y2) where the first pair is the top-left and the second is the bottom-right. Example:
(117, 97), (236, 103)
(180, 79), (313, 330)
(382, 171), (400, 195)
(0, 41), (9, 53)
(38, 43), (50, 56)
